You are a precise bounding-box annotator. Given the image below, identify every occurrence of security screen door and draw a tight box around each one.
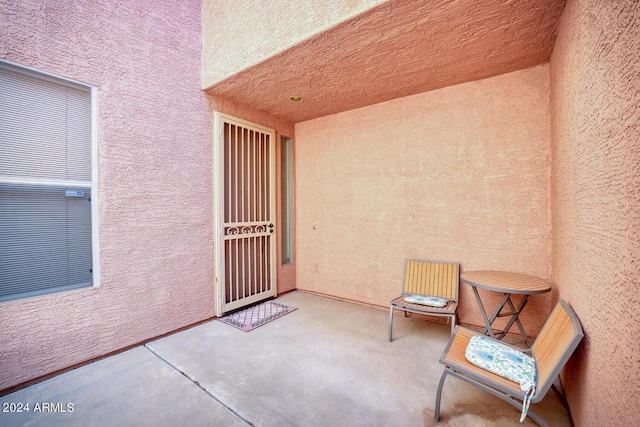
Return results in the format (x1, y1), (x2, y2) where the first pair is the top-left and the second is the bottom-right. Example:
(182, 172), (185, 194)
(215, 113), (276, 314)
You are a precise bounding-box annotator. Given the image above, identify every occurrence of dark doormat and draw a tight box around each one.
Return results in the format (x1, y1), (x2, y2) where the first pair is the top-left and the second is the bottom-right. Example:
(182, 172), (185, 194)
(218, 301), (297, 332)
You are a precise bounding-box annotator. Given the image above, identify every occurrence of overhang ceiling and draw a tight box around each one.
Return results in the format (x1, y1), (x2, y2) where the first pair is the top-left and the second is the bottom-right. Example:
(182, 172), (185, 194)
(204, 0), (565, 124)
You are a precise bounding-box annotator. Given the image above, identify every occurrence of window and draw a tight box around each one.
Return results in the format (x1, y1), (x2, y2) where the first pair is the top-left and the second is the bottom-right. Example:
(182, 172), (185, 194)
(0, 60), (98, 303)
(280, 136), (293, 264)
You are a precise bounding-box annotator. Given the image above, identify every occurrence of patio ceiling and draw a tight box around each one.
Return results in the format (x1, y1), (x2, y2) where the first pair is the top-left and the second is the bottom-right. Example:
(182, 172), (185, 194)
(204, 0), (565, 123)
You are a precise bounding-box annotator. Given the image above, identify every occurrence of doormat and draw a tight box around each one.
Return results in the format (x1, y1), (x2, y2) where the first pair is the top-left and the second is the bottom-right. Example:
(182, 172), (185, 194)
(218, 301), (297, 332)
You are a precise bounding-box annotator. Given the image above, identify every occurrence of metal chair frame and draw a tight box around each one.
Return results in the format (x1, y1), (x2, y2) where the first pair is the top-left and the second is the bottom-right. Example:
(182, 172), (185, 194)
(434, 299), (584, 427)
(389, 259), (460, 341)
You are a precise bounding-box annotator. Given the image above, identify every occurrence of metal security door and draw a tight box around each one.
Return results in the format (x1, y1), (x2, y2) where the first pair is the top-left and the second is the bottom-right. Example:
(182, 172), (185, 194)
(215, 113), (276, 314)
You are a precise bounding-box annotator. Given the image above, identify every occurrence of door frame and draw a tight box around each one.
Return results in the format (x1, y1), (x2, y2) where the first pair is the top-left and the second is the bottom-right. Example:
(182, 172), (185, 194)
(213, 112), (277, 315)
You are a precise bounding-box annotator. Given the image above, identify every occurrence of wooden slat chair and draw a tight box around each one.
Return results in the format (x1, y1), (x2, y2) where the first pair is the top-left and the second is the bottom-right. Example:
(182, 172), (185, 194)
(389, 259), (460, 341)
(434, 299), (584, 427)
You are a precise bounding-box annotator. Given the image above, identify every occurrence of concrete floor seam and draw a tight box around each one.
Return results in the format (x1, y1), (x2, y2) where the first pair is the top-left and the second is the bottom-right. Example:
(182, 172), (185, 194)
(143, 344), (255, 427)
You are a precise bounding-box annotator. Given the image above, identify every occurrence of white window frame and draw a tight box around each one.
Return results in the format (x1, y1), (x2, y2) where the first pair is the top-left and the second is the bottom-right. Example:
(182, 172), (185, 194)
(0, 59), (100, 302)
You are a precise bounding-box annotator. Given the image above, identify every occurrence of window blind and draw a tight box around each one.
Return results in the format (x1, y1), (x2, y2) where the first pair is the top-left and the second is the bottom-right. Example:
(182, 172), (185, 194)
(0, 61), (94, 302)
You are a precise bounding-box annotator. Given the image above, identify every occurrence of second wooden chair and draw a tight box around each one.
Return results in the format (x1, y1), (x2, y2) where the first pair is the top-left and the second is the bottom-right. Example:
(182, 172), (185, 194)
(389, 259), (460, 341)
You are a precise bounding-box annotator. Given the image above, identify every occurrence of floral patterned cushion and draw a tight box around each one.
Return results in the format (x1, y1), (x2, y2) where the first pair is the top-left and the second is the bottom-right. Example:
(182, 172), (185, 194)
(403, 295), (448, 307)
(465, 335), (537, 422)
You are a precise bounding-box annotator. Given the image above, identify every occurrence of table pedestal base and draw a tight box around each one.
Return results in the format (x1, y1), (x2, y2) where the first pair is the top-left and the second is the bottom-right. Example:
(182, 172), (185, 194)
(471, 287), (531, 347)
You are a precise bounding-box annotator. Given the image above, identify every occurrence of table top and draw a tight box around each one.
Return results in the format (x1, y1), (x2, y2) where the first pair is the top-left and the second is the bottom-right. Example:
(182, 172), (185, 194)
(460, 270), (551, 295)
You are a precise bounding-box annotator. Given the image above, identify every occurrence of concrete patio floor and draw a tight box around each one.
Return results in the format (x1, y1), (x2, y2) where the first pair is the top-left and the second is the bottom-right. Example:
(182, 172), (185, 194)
(0, 291), (572, 426)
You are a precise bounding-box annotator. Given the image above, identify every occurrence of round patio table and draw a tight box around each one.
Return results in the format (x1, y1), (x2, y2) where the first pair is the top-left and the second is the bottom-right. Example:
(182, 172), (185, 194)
(461, 270), (551, 347)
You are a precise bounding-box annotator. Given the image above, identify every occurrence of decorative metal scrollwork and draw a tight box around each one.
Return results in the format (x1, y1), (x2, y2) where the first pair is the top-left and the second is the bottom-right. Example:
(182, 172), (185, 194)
(226, 226), (240, 235)
(224, 224), (270, 236)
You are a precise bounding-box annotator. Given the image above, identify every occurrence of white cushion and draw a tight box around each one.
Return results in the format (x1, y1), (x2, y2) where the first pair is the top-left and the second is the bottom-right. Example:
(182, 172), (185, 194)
(403, 295), (449, 307)
(465, 335), (537, 422)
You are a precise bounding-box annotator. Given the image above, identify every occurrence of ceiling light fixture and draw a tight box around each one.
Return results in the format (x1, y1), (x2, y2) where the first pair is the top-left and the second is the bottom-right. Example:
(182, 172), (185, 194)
(289, 96), (303, 102)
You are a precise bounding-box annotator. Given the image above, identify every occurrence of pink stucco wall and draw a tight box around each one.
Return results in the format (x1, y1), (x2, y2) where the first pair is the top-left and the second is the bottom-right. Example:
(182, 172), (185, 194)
(0, 0), (214, 390)
(549, 0), (640, 424)
(295, 65), (553, 334)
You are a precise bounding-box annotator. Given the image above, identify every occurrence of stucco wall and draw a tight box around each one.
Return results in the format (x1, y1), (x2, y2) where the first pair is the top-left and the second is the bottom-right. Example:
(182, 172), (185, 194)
(201, 0), (388, 88)
(0, 0), (214, 390)
(549, 0), (640, 424)
(295, 65), (553, 333)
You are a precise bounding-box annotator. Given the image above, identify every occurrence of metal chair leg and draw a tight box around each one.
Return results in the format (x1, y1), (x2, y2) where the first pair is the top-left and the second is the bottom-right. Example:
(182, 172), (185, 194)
(388, 305), (394, 342)
(434, 369), (449, 422)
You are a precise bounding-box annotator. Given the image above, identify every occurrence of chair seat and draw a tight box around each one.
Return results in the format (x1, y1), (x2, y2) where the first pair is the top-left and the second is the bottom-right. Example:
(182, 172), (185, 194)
(391, 296), (457, 314)
(403, 294), (449, 307)
(440, 326), (523, 396)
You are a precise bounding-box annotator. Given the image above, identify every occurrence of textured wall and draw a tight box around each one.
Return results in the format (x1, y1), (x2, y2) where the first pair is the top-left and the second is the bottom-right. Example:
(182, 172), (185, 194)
(295, 65), (553, 333)
(549, 0), (640, 424)
(201, 0), (387, 87)
(203, 0), (564, 123)
(0, 0), (214, 390)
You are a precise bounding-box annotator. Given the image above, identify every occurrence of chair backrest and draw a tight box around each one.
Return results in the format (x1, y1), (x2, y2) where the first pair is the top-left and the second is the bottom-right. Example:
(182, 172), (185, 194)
(402, 259), (459, 301)
(531, 299), (584, 401)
